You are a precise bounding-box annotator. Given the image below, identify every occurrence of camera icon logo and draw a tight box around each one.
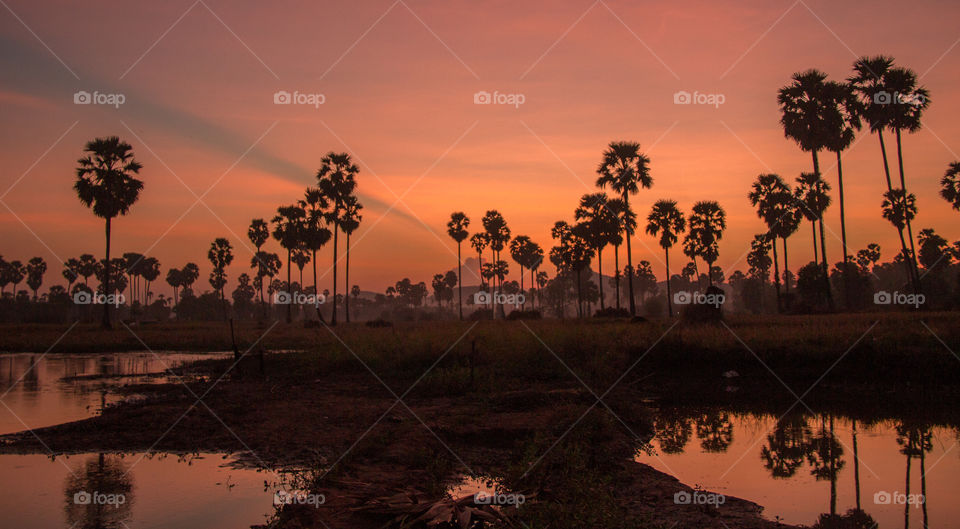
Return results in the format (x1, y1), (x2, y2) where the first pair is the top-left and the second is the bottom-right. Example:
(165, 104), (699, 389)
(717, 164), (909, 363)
(874, 91), (893, 105)
(73, 291), (93, 304)
(74, 491), (92, 505)
(673, 291), (692, 305)
(873, 291), (892, 305)
(673, 90), (692, 104)
(473, 91), (492, 105)
(874, 491), (892, 504)
(473, 291), (491, 304)
(74, 91), (92, 104)
(273, 291), (292, 304)
(674, 491), (692, 504)
(273, 90), (292, 105)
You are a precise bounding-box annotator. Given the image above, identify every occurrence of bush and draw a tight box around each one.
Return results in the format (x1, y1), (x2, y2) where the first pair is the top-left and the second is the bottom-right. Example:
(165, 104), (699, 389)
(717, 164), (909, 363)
(593, 307), (630, 318)
(506, 309), (542, 320)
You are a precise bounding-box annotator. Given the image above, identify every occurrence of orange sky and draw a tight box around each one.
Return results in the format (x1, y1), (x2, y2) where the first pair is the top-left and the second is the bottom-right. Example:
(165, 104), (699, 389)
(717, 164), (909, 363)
(1, 0), (959, 295)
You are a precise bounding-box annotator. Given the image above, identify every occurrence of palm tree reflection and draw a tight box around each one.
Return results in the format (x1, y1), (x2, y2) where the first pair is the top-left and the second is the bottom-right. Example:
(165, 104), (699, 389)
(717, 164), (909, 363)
(695, 411), (734, 453)
(63, 453), (134, 529)
(761, 414), (812, 479)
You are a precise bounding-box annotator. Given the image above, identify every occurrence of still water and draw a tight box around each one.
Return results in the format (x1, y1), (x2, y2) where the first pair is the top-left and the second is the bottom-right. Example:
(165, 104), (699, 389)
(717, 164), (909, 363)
(0, 353), (279, 529)
(638, 409), (960, 528)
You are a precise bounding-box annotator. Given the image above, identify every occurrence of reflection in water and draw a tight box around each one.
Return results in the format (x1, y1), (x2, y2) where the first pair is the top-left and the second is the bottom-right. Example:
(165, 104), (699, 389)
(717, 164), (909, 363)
(640, 409), (956, 528)
(64, 454), (134, 529)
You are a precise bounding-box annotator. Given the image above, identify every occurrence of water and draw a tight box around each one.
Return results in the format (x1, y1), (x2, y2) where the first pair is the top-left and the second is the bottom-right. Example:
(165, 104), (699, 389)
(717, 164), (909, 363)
(0, 352), (280, 529)
(637, 409), (960, 528)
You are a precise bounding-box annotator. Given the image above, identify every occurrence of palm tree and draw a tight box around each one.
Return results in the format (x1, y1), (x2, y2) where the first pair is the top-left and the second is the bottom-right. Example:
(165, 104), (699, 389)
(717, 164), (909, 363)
(180, 263), (199, 295)
(881, 189), (918, 275)
(340, 195), (363, 322)
(941, 161), (960, 211)
(165, 268), (182, 307)
(482, 210), (511, 318)
(300, 187), (332, 313)
(596, 141), (653, 316)
(7, 260), (25, 297)
(646, 200), (685, 317)
(26, 257), (46, 300)
(141, 256), (160, 305)
(316, 153), (359, 325)
(850, 56), (920, 294)
(469, 232), (489, 292)
(272, 205), (306, 323)
(794, 172), (834, 307)
(77, 254), (98, 286)
(523, 241), (544, 310)
(509, 235), (533, 309)
(446, 212), (470, 320)
(207, 238), (234, 311)
(250, 251), (281, 308)
(822, 80), (862, 269)
(574, 193), (619, 310)
(749, 174), (792, 310)
(605, 197), (633, 310)
(73, 136), (143, 328)
(63, 258), (81, 292)
(687, 201), (726, 287)
(779, 70), (832, 186)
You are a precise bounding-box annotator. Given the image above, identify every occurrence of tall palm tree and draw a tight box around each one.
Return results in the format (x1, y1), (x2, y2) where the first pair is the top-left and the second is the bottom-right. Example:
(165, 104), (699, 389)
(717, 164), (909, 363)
(794, 172), (834, 307)
(779, 70), (831, 187)
(73, 136), (143, 328)
(470, 233), (489, 291)
(272, 205), (306, 323)
(605, 197), (633, 310)
(523, 241), (544, 310)
(207, 238), (234, 305)
(141, 256), (160, 305)
(574, 193), (618, 310)
(822, 80), (862, 268)
(881, 189), (918, 277)
(482, 210), (511, 318)
(509, 235), (532, 308)
(340, 195), (362, 322)
(886, 66), (930, 283)
(749, 174), (790, 309)
(446, 212), (470, 319)
(165, 268), (182, 307)
(316, 153), (358, 325)
(850, 56), (920, 294)
(300, 187), (332, 311)
(687, 201), (727, 287)
(646, 200), (686, 318)
(941, 161), (960, 211)
(596, 141), (653, 316)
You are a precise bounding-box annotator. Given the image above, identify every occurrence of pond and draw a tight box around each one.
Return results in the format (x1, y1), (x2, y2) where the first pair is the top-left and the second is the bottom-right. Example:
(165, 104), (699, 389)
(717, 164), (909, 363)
(637, 408), (960, 528)
(0, 352), (282, 529)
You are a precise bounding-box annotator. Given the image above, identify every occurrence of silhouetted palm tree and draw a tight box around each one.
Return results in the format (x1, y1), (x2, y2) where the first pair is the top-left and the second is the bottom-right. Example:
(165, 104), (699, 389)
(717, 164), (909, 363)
(941, 161), (960, 211)
(596, 141), (653, 316)
(881, 190), (918, 276)
(470, 232), (489, 292)
(141, 256), (160, 305)
(300, 187), (332, 315)
(25, 257), (46, 300)
(749, 174), (790, 309)
(822, 80), (862, 269)
(509, 235), (532, 308)
(794, 172), (833, 307)
(779, 70), (832, 189)
(77, 254), (98, 286)
(250, 251), (281, 308)
(316, 153), (359, 325)
(482, 210), (511, 318)
(207, 238), (234, 314)
(687, 201), (727, 287)
(646, 200), (685, 317)
(574, 193), (619, 310)
(523, 241), (544, 310)
(447, 212), (470, 319)
(272, 205), (306, 323)
(63, 258), (80, 292)
(74, 136), (143, 328)
(605, 197), (633, 310)
(340, 195), (363, 322)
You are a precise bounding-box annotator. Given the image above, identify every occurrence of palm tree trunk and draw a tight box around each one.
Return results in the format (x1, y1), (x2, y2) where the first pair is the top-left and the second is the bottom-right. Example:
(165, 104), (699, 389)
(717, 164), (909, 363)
(286, 249), (292, 323)
(905, 449), (912, 529)
(102, 217), (112, 329)
(597, 247), (604, 311)
(811, 221), (819, 267)
(576, 269), (583, 318)
(829, 415), (837, 516)
(783, 238), (791, 309)
(345, 231), (351, 323)
(311, 249), (318, 319)
(331, 220), (339, 325)
(457, 242), (463, 320)
(819, 218), (834, 309)
(836, 151), (850, 265)
(624, 194), (636, 316)
(921, 432), (928, 529)
(879, 130), (919, 294)
(613, 244), (621, 310)
(895, 128), (921, 294)
(692, 257), (701, 291)
(772, 239), (781, 313)
(530, 267), (535, 310)
(665, 248), (672, 318)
